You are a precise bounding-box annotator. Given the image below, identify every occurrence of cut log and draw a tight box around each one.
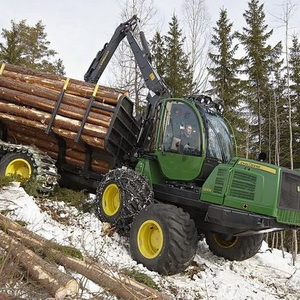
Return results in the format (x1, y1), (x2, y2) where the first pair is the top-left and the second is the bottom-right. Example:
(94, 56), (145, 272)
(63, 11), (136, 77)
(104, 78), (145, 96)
(0, 113), (106, 151)
(0, 62), (129, 153)
(0, 230), (78, 299)
(0, 100), (108, 138)
(2, 62), (128, 98)
(1, 69), (124, 105)
(0, 213), (171, 300)
(0, 77), (114, 119)
(5, 121), (89, 153)
(0, 63), (138, 180)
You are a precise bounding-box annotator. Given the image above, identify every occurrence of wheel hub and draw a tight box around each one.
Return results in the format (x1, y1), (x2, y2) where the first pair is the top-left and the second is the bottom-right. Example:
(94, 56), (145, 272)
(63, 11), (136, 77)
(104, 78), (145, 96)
(102, 183), (121, 216)
(137, 220), (163, 259)
(6, 158), (32, 179)
(213, 233), (238, 248)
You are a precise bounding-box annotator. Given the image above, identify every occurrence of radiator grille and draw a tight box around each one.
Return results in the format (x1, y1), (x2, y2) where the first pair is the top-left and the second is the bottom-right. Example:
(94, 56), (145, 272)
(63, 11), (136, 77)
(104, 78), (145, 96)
(213, 168), (227, 194)
(228, 171), (256, 201)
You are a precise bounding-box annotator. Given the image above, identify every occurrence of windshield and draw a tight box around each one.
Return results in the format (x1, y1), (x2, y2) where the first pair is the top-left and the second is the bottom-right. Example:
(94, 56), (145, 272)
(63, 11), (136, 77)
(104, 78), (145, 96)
(204, 111), (235, 162)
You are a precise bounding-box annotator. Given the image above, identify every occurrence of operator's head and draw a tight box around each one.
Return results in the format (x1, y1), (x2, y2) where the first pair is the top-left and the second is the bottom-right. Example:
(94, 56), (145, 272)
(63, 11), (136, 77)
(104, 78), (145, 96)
(184, 124), (192, 137)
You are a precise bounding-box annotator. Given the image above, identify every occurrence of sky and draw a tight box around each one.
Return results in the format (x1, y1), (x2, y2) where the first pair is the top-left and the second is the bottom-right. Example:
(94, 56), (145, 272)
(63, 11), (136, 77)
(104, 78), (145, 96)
(1, 0), (300, 83)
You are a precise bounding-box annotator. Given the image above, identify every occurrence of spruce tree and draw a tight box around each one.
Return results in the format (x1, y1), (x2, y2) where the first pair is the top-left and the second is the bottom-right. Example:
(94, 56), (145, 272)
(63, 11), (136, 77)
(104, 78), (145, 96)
(208, 9), (245, 154)
(163, 14), (195, 97)
(289, 35), (300, 99)
(289, 35), (300, 166)
(150, 31), (166, 80)
(237, 0), (282, 157)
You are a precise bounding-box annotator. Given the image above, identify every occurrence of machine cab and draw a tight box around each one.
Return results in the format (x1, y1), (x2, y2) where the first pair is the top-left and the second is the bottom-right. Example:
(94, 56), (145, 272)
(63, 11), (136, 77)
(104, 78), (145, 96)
(153, 97), (235, 183)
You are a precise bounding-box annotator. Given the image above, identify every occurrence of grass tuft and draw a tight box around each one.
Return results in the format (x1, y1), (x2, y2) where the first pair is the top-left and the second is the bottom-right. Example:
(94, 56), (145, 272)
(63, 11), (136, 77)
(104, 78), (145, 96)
(122, 268), (159, 290)
(48, 186), (92, 212)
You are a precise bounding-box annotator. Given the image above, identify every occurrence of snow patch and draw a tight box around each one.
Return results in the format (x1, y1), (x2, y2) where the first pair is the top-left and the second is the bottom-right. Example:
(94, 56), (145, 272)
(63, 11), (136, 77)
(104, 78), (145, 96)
(1, 184), (300, 299)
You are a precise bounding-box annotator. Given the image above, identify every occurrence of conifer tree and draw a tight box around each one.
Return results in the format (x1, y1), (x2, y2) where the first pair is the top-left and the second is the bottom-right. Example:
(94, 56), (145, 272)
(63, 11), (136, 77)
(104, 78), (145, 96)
(150, 31), (166, 79)
(208, 9), (244, 154)
(0, 21), (24, 65)
(209, 9), (240, 104)
(237, 0), (282, 157)
(163, 14), (195, 97)
(289, 35), (300, 165)
(289, 35), (300, 99)
(0, 20), (65, 75)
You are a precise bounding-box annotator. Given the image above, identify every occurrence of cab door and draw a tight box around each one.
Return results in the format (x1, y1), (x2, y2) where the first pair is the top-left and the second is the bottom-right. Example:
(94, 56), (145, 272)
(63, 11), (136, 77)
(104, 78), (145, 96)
(155, 99), (205, 181)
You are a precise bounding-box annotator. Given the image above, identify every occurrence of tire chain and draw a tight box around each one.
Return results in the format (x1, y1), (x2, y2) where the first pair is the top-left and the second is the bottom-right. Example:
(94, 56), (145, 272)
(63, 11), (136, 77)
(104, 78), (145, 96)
(111, 169), (153, 234)
(0, 140), (59, 193)
(97, 168), (154, 233)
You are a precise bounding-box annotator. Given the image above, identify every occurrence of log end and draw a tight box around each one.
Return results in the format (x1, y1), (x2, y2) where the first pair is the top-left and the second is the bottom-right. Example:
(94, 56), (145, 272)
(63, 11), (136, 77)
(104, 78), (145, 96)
(55, 279), (79, 300)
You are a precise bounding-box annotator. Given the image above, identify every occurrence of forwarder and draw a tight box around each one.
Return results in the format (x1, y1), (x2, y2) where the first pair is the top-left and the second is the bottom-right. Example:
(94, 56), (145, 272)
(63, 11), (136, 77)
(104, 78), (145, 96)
(0, 16), (300, 275)
(84, 15), (300, 275)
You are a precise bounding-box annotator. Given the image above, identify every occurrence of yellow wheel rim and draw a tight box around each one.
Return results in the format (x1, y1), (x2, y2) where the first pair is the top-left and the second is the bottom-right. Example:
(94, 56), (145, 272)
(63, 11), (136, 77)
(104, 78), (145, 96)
(102, 183), (121, 216)
(213, 233), (238, 249)
(5, 158), (32, 179)
(137, 220), (163, 259)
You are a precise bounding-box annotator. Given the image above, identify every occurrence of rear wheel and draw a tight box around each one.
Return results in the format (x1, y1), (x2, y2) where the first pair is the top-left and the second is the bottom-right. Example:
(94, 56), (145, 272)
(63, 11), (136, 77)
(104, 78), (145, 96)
(130, 203), (198, 275)
(95, 168), (153, 232)
(205, 231), (264, 261)
(0, 152), (35, 182)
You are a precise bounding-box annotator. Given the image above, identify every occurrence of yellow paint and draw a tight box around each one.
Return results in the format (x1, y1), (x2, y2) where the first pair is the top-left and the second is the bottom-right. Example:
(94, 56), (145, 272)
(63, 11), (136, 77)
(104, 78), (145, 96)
(92, 84), (99, 97)
(0, 63), (5, 75)
(149, 73), (156, 81)
(102, 183), (120, 216)
(63, 78), (70, 90)
(137, 219), (163, 259)
(5, 158), (32, 179)
(238, 160), (276, 175)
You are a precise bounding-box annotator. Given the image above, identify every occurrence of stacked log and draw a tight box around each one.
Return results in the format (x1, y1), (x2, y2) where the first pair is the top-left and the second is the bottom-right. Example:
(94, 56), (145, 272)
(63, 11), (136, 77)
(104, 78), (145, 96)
(0, 62), (129, 173)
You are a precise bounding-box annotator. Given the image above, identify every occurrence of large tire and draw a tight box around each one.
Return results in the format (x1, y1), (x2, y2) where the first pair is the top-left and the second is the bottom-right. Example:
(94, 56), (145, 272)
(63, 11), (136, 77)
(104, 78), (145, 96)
(95, 168), (153, 232)
(205, 231), (264, 261)
(130, 203), (198, 275)
(0, 152), (35, 182)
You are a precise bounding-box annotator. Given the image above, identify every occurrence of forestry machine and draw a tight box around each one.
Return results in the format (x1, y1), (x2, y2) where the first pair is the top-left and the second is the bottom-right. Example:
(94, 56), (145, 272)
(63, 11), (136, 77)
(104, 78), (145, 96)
(84, 15), (300, 275)
(1, 15), (300, 276)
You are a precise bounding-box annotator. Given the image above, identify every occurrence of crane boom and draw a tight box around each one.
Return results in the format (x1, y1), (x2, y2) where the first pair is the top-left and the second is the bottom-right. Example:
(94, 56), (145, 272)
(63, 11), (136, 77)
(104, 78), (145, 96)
(84, 15), (170, 105)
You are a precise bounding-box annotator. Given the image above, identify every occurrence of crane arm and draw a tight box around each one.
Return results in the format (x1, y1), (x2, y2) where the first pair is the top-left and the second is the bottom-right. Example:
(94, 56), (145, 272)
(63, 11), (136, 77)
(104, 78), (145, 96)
(84, 15), (171, 103)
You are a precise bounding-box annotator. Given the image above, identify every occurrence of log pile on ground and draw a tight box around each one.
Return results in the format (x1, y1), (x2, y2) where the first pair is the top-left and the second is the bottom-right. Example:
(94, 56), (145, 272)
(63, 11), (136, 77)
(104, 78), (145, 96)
(0, 63), (129, 173)
(0, 213), (171, 299)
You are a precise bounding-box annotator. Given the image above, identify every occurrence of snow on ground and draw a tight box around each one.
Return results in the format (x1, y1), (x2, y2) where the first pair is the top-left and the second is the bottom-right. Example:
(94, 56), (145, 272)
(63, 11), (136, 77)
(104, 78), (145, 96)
(1, 183), (300, 300)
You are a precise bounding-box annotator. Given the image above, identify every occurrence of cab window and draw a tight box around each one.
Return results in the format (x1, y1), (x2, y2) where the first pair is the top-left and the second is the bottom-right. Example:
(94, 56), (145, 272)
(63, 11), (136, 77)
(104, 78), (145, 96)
(160, 101), (201, 155)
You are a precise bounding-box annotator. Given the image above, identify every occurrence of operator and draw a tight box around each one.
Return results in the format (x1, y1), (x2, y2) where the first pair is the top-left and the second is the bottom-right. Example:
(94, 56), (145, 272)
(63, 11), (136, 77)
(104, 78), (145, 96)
(180, 124), (194, 150)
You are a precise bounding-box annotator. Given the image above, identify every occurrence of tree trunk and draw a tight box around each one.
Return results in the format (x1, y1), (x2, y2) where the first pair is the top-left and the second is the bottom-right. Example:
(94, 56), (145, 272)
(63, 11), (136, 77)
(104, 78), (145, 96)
(0, 230), (78, 299)
(0, 213), (171, 300)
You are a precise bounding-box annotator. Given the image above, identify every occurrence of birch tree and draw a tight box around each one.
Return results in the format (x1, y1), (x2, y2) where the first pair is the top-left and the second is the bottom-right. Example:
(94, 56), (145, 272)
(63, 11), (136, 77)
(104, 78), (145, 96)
(183, 0), (211, 92)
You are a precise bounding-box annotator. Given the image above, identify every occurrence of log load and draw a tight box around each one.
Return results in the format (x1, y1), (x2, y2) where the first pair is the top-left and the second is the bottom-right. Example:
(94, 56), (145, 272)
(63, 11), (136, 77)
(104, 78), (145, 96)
(0, 62), (134, 175)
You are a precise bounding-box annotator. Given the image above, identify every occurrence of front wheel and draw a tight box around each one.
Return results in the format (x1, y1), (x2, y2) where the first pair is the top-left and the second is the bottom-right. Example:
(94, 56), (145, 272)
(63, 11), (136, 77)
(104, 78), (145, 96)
(130, 203), (198, 275)
(205, 231), (264, 261)
(95, 168), (153, 232)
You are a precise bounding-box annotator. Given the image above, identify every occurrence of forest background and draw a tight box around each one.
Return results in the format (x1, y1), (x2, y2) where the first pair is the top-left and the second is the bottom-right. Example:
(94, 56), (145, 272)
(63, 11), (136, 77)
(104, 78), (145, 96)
(1, 0), (300, 252)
